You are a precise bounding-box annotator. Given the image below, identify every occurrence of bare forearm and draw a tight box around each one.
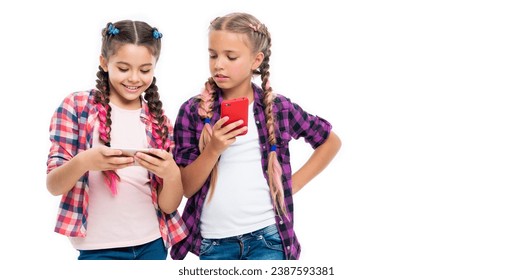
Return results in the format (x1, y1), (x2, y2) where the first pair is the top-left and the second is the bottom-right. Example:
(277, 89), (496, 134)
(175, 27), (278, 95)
(46, 153), (88, 196)
(292, 131), (342, 194)
(181, 146), (220, 198)
(158, 170), (184, 214)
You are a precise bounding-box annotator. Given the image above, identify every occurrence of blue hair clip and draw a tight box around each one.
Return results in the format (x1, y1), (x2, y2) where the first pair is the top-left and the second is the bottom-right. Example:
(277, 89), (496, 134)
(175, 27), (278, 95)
(107, 23), (119, 35)
(270, 145), (277, 152)
(204, 118), (211, 124)
(152, 28), (163, 39)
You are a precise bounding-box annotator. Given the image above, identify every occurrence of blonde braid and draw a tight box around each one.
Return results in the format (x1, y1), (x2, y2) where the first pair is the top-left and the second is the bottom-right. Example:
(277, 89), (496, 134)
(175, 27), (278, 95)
(258, 24), (288, 218)
(262, 70), (287, 218)
(197, 78), (219, 202)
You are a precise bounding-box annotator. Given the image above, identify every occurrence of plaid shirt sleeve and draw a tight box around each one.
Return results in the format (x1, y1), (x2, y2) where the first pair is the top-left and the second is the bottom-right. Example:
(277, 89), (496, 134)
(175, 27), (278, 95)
(161, 110), (189, 246)
(47, 93), (82, 173)
(172, 97), (202, 166)
(276, 94), (332, 149)
(47, 91), (92, 237)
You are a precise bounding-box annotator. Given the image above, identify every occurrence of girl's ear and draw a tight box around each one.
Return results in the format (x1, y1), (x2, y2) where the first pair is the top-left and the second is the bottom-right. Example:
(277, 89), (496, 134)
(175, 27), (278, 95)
(251, 52), (264, 71)
(100, 55), (108, 72)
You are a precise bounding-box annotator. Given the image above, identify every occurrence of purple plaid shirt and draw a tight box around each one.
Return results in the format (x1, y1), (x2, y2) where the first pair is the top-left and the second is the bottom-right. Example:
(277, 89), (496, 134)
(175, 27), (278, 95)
(170, 84), (332, 260)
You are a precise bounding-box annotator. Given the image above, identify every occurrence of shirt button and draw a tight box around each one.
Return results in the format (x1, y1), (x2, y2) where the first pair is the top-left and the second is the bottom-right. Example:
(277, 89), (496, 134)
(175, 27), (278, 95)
(286, 246), (290, 250)
(279, 220), (284, 225)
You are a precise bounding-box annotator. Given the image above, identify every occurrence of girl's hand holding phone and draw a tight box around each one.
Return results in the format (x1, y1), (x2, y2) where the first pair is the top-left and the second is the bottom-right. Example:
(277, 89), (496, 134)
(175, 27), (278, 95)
(81, 146), (135, 172)
(202, 96), (249, 156)
(134, 148), (180, 180)
(208, 117), (247, 156)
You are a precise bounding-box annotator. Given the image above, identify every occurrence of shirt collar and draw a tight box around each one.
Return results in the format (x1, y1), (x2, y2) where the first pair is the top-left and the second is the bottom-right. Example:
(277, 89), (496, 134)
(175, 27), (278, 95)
(251, 83), (266, 109)
(140, 98), (156, 124)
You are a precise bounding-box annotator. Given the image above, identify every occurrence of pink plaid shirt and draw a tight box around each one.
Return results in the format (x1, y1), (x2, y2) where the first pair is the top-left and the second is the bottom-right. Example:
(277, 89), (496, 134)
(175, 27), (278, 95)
(46, 90), (187, 248)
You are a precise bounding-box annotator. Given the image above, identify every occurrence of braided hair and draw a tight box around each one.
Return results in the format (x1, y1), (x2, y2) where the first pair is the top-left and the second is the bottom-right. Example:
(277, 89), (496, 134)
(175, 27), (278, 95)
(198, 13), (288, 218)
(94, 20), (169, 195)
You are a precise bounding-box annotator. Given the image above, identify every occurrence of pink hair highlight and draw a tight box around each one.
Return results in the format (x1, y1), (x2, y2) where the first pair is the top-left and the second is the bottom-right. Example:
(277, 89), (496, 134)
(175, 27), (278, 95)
(268, 149), (287, 218)
(198, 82), (213, 118)
(96, 102), (120, 195)
(197, 79), (219, 202)
(263, 81), (288, 220)
(150, 114), (172, 151)
(150, 113), (172, 189)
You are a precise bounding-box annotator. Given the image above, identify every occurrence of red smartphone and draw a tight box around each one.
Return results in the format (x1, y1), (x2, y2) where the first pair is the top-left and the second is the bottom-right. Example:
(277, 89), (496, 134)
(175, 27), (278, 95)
(221, 97), (249, 136)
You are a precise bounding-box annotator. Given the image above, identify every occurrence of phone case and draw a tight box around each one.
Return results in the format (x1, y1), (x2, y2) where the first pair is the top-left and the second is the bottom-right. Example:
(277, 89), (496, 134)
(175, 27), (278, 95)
(221, 97), (249, 136)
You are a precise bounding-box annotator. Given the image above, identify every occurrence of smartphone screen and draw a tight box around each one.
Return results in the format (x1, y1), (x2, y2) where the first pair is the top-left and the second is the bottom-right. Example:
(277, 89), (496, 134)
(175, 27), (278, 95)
(221, 97), (249, 136)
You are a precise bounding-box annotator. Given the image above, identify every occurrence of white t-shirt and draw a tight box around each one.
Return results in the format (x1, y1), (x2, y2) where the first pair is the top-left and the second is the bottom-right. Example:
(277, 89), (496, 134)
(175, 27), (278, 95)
(200, 102), (276, 238)
(70, 102), (161, 250)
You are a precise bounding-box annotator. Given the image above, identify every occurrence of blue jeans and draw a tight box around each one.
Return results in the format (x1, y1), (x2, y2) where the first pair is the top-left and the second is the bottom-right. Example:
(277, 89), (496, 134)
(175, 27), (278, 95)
(78, 237), (167, 260)
(200, 224), (285, 260)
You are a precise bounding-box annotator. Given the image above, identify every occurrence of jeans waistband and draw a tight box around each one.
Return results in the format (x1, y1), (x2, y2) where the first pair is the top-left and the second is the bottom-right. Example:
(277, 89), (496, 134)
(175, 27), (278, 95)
(244, 224), (278, 238)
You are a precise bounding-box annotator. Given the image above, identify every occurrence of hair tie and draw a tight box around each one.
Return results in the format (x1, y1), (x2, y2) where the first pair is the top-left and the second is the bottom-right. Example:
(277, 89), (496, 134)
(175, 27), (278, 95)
(204, 118), (211, 124)
(249, 23), (261, 32)
(152, 28), (163, 39)
(107, 23), (119, 35)
(270, 145), (276, 152)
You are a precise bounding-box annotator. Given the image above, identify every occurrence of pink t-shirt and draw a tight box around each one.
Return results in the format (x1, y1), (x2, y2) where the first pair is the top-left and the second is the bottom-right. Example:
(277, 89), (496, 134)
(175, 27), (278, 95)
(70, 103), (161, 250)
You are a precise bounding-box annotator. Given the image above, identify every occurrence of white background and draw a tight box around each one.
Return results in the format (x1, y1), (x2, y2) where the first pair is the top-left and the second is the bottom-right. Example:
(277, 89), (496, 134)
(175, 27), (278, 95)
(0, 0), (512, 279)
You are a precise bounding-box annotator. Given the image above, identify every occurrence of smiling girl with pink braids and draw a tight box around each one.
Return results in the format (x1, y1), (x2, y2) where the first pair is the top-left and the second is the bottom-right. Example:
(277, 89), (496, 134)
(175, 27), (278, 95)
(171, 12), (341, 260)
(46, 20), (187, 260)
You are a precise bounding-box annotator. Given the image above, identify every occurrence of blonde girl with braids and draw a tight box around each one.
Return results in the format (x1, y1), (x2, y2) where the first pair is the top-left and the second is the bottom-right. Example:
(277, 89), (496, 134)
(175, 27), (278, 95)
(171, 12), (341, 260)
(46, 20), (187, 260)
